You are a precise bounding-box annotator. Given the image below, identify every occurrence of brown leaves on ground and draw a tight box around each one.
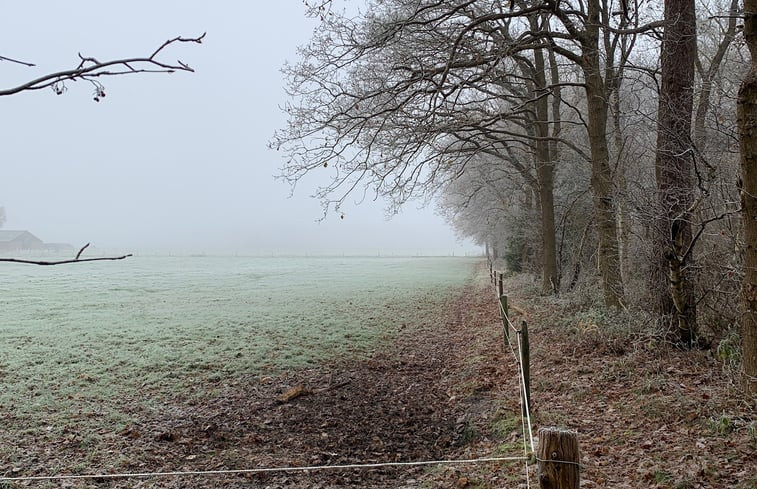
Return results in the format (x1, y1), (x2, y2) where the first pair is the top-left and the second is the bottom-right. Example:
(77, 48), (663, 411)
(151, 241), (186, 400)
(497, 276), (756, 489)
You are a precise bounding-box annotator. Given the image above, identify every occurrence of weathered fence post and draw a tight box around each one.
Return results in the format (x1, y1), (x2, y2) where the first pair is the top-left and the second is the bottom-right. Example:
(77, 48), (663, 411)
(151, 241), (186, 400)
(499, 294), (509, 342)
(520, 320), (530, 414)
(497, 272), (504, 297)
(537, 427), (580, 489)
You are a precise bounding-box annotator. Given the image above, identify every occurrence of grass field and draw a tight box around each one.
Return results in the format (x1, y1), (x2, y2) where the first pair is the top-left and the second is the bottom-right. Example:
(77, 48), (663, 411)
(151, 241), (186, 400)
(0, 255), (477, 431)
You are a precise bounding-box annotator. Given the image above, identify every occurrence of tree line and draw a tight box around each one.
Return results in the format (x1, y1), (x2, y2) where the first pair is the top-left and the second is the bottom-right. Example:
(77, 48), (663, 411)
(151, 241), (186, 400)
(272, 0), (756, 396)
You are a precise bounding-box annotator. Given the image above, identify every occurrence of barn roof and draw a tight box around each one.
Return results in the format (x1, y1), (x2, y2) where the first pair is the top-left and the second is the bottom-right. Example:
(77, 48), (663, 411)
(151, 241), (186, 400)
(0, 230), (39, 242)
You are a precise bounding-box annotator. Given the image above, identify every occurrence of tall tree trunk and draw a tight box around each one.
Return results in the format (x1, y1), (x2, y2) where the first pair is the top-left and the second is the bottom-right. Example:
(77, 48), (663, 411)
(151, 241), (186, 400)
(612, 88), (630, 286)
(535, 137), (558, 294)
(532, 28), (559, 295)
(738, 0), (757, 398)
(655, 0), (697, 346)
(548, 44), (564, 288)
(581, 1), (625, 308)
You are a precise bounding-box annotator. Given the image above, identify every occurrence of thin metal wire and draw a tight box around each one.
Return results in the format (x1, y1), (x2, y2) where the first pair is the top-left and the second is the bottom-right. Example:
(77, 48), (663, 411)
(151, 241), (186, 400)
(497, 298), (520, 334)
(499, 303), (520, 358)
(0, 456), (528, 483)
(498, 287), (535, 453)
(495, 280), (596, 484)
(534, 457), (584, 469)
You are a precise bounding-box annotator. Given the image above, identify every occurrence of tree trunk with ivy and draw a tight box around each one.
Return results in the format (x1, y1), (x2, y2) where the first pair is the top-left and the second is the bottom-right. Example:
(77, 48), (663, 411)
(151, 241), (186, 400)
(655, 0), (698, 347)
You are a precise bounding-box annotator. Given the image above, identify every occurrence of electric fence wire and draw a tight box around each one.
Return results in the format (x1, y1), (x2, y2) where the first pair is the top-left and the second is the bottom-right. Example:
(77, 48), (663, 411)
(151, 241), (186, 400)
(0, 457), (529, 483)
(496, 285), (535, 488)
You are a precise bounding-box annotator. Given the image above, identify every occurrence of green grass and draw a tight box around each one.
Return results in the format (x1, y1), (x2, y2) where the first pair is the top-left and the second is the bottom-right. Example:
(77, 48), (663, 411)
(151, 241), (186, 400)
(653, 470), (673, 484)
(0, 255), (477, 429)
(708, 414), (736, 436)
(490, 408), (521, 439)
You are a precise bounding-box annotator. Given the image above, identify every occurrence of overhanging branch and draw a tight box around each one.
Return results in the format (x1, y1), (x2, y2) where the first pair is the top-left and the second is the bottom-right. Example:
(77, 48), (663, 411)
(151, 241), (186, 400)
(0, 33), (205, 98)
(0, 242), (132, 266)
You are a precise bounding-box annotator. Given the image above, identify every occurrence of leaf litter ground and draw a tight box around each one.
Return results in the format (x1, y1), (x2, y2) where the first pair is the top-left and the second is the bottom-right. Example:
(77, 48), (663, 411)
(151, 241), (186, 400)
(1, 264), (754, 488)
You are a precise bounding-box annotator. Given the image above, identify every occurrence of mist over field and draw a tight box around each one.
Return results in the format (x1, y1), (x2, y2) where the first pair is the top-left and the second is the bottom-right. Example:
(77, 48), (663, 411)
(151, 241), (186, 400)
(0, 256), (477, 422)
(0, 1), (475, 256)
(1, 1), (756, 487)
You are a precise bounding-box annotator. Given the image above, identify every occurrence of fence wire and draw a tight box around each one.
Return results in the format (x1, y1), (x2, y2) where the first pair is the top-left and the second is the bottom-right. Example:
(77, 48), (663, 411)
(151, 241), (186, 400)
(0, 457), (528, 483)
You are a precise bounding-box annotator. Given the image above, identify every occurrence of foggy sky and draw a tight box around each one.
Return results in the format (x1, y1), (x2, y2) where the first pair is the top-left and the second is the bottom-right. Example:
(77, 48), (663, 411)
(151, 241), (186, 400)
(0, 1), (476, 255)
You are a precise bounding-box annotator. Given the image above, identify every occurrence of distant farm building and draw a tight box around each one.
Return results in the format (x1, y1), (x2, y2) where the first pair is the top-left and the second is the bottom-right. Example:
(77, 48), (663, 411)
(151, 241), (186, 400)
(0, 230), (44, 252)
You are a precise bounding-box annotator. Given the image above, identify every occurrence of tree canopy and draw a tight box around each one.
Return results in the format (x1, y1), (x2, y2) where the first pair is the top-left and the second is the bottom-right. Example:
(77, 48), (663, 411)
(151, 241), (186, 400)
(276, 0), (756, 393)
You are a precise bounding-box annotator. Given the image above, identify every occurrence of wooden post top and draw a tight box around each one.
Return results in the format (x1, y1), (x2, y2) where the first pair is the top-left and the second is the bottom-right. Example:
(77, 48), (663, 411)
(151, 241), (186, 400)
(537, 427), (580, 489)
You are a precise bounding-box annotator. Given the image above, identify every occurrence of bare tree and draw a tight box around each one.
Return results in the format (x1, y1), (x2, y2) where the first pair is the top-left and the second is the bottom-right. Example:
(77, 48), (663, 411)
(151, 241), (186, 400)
(273, 0), (658, 304)
(272, 0), (580, 292)
(439, 151), (538, 273)
(539, 0), (663, 308)
(524, 12), (561, 292)
(694, 0), (741, 151)
(687, 0), (745, 343)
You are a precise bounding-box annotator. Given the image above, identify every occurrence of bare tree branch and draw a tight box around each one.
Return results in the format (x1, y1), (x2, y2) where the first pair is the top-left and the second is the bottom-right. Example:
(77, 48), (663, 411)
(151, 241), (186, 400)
(0, 55), (35, 67)
(0, 33), (205, 98)
(0, 243), (132, 266)
(75, 242), (90, 260)
(0, 255), (132, 266)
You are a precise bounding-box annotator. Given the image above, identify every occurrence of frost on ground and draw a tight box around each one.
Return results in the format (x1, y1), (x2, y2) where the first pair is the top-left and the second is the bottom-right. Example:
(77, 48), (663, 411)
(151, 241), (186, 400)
(0, 256), (474, 424)
(1, 261), (754, 488)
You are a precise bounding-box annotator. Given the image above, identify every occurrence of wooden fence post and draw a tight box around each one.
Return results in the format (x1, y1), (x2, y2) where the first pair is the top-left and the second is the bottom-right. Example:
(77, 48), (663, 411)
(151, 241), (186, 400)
(499, 294), (509, 342)
(497, 272), (504, 297)
(537, 427), (580, 489)
(520, 320), (530, 414)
